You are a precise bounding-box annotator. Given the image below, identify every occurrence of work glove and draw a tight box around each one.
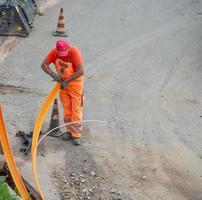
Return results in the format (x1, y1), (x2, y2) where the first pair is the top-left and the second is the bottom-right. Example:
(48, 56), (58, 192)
(50, 72), (62, 82)
(61, 80), (69, 89)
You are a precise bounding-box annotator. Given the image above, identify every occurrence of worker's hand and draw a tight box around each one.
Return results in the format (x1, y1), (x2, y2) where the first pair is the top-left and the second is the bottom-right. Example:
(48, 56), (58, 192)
(61, 80), (69, 89)
(50, 72), (62, 82)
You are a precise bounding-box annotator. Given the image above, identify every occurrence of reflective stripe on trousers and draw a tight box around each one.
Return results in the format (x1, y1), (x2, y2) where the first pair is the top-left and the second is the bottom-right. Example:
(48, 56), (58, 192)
(64, 117), (72, 133)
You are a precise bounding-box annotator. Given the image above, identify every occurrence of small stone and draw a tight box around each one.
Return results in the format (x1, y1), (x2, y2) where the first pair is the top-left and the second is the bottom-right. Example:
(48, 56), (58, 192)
(141, 175), (147, 180)
(80, 179), (86, 183)
(130, 184), (134, 188)
(70, 172), (76, 177)
(110, 189), (116, 194)
(70, 182), (74, 187)
(82, 188), (89, 194)
(152, 168), (157, 172)
(91, 171), (96, 176)
(79, 174), (84, 178)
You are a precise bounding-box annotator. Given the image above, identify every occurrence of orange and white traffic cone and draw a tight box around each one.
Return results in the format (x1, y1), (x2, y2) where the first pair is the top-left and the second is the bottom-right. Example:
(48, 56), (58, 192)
(48, 99), (63, 138)
(52, 8), (68, 37)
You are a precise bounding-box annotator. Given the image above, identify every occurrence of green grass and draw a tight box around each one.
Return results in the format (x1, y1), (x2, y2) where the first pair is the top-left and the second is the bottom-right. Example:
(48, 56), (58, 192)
(0, 177), (18, 200)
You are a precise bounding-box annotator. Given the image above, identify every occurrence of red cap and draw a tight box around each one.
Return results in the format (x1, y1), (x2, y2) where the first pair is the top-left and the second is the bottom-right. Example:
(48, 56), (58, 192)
(56, 39), (69, 57)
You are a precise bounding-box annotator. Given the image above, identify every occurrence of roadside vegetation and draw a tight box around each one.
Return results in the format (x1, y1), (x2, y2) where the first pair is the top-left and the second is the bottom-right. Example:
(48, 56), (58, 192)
(0, 176), (18, 200)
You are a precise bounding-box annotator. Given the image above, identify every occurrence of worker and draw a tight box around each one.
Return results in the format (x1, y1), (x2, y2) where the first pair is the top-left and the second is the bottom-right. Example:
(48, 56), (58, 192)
(41, 39), (84, 145)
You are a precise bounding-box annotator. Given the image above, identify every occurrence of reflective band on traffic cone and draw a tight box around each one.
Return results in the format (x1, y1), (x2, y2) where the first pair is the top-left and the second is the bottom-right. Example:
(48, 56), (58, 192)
(52, 8), (68, 37)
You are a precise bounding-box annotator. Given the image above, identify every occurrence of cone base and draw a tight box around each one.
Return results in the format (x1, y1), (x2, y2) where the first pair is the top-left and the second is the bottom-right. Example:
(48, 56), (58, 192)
(48, 130), (63, 138)
(52, 31), (68, 37)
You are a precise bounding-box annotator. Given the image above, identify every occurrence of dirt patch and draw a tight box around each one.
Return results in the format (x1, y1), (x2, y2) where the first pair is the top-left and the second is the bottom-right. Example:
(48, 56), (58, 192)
(162, 145), (202, 200)
(0, 84), (46, 96)
(0, 37), (16, 66)
(49, 131), (132, 200)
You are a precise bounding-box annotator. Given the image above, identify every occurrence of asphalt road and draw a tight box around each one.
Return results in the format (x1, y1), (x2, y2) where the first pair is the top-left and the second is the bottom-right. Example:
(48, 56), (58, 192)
(0, 0), (202, 199)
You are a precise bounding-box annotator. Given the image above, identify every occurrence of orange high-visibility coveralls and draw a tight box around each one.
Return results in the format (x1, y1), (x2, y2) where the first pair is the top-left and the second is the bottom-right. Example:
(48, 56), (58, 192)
(45, 46), (84, 138)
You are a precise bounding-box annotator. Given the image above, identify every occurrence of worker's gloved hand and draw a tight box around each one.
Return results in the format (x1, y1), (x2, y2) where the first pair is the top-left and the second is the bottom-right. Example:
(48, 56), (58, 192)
(61, 80), (69, 89)
(50, 72), (62, 82)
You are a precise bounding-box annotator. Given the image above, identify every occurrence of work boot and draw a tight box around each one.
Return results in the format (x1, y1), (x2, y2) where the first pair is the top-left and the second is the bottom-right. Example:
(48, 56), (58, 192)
(72, 137), (81, 145)
(61, 132), (72, 141)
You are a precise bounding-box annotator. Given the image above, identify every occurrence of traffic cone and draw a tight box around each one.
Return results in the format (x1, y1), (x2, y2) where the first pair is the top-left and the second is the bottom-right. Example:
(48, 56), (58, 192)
(52, 8), (68, 37)
(48, 99), (63, 138)
(0, 143), (3, 155)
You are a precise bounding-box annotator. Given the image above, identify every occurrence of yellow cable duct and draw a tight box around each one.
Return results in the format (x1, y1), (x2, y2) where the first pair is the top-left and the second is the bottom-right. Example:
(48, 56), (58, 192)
(31, 83), (60, 200)
(0, 105), (31, 200)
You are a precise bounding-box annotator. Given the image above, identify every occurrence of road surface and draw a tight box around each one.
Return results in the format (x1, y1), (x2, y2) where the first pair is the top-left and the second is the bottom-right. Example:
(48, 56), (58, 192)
(0, 0), (202, 199)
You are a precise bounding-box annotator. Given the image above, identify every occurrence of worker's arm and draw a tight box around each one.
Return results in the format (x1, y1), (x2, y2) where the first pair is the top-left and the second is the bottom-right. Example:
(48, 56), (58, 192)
(41, 59), (54, 75)
(67, 65), (84, 82)
(41, 60), (62, 82)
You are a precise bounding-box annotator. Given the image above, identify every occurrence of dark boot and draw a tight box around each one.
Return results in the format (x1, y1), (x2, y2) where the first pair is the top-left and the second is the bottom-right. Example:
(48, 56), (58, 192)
(62, 132), (72, 141)
(72, 137), (81, 145)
